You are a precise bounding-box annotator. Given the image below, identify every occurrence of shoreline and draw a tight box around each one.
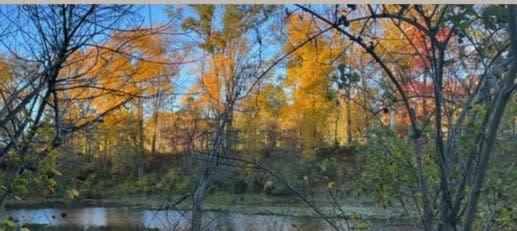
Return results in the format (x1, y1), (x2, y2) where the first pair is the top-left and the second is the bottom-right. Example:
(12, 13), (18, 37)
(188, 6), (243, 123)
(4, 196), (407, 221)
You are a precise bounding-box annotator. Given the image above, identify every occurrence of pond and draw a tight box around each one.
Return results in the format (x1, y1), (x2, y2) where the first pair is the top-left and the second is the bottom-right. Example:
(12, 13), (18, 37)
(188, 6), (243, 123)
(3, 207), (415, 230)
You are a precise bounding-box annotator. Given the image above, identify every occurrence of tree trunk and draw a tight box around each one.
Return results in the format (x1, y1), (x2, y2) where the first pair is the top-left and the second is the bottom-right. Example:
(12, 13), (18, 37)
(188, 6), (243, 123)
(103, 137), (108, 173)
(184, 142), (194, 174)
(463, 6), (517, 230)
(334, 104), (340, 147)
(224, 114), (234, 152)
(151, 73), (163, 156)
(137, 98), (145, 179)
(345, 90), (352, 144)
(191, 106), (233, 231)
(150, 111), (158, 156)
(413, 136), (433, 231)
(191, 173), (208, 231)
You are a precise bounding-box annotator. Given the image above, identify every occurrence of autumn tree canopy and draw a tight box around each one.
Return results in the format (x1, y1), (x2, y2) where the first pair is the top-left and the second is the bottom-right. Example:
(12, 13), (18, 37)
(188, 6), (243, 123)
(1, 4), (516, 231)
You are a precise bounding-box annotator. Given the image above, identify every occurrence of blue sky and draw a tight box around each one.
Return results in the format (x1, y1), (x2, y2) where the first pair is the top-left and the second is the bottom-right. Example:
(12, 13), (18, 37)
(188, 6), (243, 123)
(135, 5), (289, 111)
(136, 5), (197, 111)
(137, 4), (172, 26)
(0, 5), (288, 112)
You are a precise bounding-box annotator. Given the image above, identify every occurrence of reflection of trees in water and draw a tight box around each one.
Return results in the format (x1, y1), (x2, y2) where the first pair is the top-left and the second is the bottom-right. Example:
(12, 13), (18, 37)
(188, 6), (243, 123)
(78, 207), (106, 228)
(200, 212), (332, 231)
(7, 207), (356, 231)
(141, 209), (346, 231)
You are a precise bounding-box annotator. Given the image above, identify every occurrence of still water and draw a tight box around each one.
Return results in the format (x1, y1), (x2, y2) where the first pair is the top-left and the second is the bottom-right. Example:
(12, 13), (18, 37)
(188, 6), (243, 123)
(5, 207), (414, 230)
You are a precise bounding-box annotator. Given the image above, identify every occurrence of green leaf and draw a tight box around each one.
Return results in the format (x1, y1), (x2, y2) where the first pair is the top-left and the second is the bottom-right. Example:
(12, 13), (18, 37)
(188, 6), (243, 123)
(48, 178), (57, 188)
(327, 181), (335, 189)
(47, 167), (62, 178)
(66, 188), (80, 199)
(3, 218), (15, 228)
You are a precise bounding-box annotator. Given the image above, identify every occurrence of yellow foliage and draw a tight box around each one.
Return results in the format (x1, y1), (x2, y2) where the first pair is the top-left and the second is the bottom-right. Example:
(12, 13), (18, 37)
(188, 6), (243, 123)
(192, 40), (245, 113)
(0, 58), (12, 91)
(283, 13), (341, 156)
(237, 83), (286, 153)
(58, 26), (173, 129)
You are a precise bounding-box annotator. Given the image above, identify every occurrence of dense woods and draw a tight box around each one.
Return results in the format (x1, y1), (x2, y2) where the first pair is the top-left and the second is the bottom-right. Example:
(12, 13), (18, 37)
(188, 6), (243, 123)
(1, 4), (517, 231)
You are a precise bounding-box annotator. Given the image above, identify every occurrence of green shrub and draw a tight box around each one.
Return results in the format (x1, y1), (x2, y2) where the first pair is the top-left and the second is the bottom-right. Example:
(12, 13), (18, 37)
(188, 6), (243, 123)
(233, 179), (247, 194)
(155, 169), (190, 195)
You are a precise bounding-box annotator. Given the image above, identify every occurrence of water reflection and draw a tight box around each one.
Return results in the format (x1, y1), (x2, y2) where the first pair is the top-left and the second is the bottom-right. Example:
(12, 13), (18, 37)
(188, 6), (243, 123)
(5, 207), (413, 230)
(142, 210), (188, 230)
(77, 207), (106, 228)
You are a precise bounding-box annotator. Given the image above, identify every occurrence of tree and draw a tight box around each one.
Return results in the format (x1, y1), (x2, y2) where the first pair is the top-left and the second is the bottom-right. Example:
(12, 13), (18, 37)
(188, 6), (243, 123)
(181, 5), (276, 230)
(236, 82), (286, 163)
(0, 5), (177, 211)
(297, 4), (517, 230)
(282, 13), (340, 156)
